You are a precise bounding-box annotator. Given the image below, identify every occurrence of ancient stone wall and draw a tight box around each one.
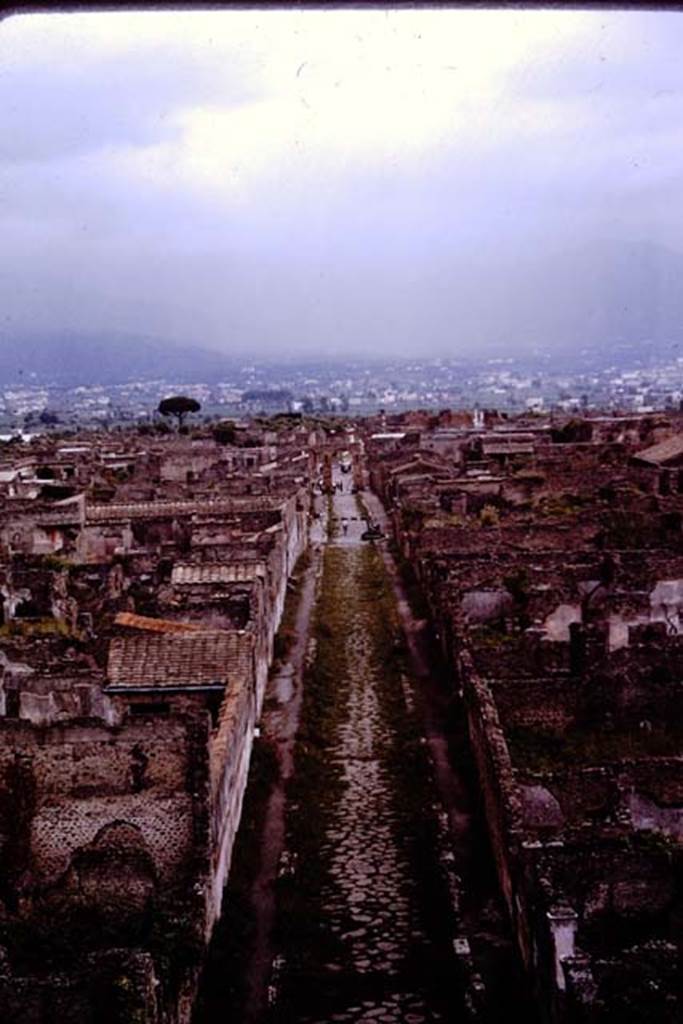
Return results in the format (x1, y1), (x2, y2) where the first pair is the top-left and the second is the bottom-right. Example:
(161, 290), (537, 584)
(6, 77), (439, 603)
(456, 650), (532, 968)
(0, 714), (209, 893)
(207, 668), (257, 928)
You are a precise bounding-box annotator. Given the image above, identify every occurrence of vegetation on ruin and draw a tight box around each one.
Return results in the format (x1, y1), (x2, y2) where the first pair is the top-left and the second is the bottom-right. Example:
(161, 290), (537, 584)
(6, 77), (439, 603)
(479, 504), (501, 528)
(105, 970), (151, 1024)
(471, 625), (519, 645)
(503, 568), (531, 603)
(42, 553), (75, 571)
(0, 617), (78, 639)
(550, 418), (593, 444)
(423, 511), (468, 529)
(502, 568), (532, 630)
(533, 491), (585, 518)
(211, 420), (237, 445)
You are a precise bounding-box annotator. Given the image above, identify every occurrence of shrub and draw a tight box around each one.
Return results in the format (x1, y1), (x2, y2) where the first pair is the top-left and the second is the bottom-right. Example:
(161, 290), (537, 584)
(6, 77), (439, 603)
(479, 504), (500, 528)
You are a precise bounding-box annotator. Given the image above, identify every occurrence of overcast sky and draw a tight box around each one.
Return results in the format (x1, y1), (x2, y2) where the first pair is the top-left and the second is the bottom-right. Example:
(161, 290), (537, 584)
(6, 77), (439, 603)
(2, 8), (683, 360)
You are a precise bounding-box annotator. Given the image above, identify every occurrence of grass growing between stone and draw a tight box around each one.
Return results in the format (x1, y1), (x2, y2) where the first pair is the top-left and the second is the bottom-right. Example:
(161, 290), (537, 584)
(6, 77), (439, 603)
(272, 547), (354, 988)
(354, 545), (463, 1014)
(272, 543), (464, 1022)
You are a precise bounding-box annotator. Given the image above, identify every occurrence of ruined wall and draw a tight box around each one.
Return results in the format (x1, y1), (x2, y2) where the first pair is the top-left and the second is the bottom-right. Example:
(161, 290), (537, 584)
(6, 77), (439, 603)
(372, 418), (683, 1024)
(0, 714), (209, 894)
(517, 759), (683, 842)
(456, 649), (533, 970)
(207, 667), (257, 930)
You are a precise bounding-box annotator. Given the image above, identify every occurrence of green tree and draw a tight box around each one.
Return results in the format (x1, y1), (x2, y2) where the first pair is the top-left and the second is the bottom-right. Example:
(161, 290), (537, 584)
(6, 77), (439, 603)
(157, 395), (201, 428)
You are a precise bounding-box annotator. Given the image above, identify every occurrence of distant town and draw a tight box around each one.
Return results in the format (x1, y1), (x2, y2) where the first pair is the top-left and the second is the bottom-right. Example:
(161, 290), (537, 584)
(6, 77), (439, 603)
(3, 349), (683, 436)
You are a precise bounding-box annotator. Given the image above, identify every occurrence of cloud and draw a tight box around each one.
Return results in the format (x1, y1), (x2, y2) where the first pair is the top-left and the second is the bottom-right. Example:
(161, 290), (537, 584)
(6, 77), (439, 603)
(0, 13), (261, 163)
(2, 8), (683, 360)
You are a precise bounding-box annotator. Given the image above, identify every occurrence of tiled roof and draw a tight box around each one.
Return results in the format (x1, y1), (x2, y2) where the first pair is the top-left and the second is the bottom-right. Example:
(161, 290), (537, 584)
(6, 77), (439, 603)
(388, 457), (445, 476)
(396, 472), (435, 484)
(482, 442), (534, 455)
(635, 434), (683, 466)
(171, 562), (266, 585)
(107, 630), (253, 689)
(487, 431), (537, 442)
(114, 612), (205, 634)
(87, 496), (286, 522)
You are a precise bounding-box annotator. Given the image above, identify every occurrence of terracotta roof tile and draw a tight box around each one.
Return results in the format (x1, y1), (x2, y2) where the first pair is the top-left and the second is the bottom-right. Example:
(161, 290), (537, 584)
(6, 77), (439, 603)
(635, 433), (683, 466)
(106, 631), (253, 689)
(87, 496), (286, 522)
(171, 562), (266, 585)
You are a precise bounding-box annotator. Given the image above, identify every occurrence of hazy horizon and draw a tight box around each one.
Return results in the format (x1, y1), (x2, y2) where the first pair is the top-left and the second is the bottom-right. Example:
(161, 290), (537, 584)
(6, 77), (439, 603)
(3, 8), (683, 361)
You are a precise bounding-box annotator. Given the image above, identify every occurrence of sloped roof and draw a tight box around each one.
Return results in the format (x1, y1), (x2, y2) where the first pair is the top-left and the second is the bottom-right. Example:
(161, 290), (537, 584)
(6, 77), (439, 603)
(87, 495), (285, 522)
(388, 455), (447, 477)
(107, 630), (253, 689)
(634, 433), (683, 466)
(482, 442), (534, 456)
(171, 562), (266, 586)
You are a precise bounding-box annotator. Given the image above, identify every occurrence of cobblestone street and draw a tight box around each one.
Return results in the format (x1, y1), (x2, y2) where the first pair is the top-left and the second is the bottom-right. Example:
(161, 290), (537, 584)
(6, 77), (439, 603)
(269, 476), (466, 1024)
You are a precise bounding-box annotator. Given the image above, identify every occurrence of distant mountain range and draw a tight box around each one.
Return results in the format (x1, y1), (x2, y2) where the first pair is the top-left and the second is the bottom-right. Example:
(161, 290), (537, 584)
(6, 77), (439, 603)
(0, 333), (235, 387)
(3, 240), (683, 384)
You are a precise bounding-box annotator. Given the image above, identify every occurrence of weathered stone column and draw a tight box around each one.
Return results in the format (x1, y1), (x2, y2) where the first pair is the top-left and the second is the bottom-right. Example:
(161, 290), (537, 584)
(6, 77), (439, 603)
(546, 903), (578, 992)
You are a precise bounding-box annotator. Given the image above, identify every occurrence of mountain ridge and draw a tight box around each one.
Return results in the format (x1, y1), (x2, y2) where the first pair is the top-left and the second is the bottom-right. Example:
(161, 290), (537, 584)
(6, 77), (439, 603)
(0, 332), (236, 386)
